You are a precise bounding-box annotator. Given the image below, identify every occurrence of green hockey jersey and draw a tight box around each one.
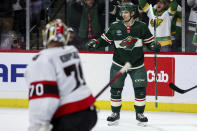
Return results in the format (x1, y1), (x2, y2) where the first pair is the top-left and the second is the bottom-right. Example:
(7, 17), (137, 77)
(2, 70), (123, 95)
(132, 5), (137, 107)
(96, 20), (154, 68)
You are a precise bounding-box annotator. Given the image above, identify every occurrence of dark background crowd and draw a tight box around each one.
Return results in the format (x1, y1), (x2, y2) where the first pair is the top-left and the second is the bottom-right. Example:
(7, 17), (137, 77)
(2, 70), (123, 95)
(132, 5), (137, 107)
(0, 0), (196, 52)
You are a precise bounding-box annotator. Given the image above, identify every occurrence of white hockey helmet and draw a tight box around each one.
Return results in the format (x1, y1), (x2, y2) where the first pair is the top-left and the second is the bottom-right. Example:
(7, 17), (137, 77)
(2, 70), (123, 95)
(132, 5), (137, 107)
(42, 19), (71, 47)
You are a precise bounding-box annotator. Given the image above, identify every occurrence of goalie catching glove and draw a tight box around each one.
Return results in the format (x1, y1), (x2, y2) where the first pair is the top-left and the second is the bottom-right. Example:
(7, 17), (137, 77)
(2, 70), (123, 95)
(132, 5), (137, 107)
(149, 42), (161, 53)
(85, 39), (99, 52)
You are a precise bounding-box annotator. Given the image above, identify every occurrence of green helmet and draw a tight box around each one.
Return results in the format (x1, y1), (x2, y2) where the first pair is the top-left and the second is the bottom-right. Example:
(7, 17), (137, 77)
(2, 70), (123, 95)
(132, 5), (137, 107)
(120, 3), (139, 18)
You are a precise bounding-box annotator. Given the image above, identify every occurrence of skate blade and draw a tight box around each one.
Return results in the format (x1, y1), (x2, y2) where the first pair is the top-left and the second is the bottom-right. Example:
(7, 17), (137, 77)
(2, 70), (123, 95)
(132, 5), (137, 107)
(137, 122), (147, 127)
(108, 120), (119, 126)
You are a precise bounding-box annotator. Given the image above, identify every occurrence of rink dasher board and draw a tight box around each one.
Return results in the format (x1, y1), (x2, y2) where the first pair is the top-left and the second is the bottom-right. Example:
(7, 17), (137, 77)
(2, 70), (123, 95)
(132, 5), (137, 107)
(0, 51), (197, 113)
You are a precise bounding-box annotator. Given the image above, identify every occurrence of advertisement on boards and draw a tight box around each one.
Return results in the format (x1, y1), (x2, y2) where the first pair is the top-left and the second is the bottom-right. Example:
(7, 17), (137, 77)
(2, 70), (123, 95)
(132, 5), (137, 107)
(145, 57), (175, 96)
(0, 53), (34, 91)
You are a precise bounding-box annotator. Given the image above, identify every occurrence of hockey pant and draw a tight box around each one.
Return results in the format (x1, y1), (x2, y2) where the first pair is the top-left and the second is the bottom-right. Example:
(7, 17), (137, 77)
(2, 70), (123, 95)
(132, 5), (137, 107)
(109, 63), (147, 113)
(51, 106), (97, 131)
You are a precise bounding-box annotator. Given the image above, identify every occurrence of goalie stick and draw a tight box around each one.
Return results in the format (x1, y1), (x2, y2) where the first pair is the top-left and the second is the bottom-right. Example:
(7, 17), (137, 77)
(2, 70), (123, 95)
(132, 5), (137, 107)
(95, 62), (131, 99)
(169, 83), (197, 94)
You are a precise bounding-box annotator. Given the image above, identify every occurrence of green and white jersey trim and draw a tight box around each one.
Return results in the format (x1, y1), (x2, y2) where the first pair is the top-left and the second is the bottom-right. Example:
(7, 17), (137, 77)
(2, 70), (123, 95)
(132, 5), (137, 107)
(143, 36), (154, 43)
(113, 61), (144, 70)
(101, 33), (112, 44)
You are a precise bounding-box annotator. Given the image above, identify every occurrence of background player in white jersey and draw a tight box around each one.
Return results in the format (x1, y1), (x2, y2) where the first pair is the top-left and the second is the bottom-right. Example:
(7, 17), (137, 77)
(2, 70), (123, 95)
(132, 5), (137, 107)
(25, 19), (97, 131)
(139, 0), (178, 52)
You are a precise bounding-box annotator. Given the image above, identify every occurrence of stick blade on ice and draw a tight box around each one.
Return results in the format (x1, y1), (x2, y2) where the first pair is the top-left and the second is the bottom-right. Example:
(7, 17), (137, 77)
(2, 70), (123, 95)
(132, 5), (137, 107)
(169, 83), (185, 94)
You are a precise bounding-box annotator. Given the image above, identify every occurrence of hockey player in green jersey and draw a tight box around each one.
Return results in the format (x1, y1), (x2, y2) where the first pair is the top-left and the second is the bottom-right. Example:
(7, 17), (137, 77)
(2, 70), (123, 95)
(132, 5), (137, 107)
(85, 3), (161, 126)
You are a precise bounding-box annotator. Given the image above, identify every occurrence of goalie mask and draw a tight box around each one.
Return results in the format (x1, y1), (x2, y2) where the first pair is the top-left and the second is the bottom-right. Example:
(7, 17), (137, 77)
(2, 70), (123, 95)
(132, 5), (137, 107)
(42, 19), (70, 47)
(120, 3), (139, 19)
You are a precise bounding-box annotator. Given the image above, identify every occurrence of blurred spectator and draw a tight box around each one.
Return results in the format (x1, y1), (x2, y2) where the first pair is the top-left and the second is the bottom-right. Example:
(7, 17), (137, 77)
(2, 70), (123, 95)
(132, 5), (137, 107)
(186, 0), (197, 52)
(171, 4), (182, 52)
(0, 34), (12, 49)
(11, 35), (22, 50)
(13, 0), (26, 42)
(66, 0), (82, 33)
(30, 0), (42, 29)
(67, 0), (108, 50)
(0, 31), (15, 50)
(109, 0), (151, 24)
(78, 0), (103, 40)
(41, 0), (51, 21)
(30, 0), (51, 27)
(13, 32), (26, 50)
(109, 0), (136, 21)
(0, 31), (24, 50)
(67, 28), (85, 50)
(139, 0), (178, 52)
(0, 0), (14, 47)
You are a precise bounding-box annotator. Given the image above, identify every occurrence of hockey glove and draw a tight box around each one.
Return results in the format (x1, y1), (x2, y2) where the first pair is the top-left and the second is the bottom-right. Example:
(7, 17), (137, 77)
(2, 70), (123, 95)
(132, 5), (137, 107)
(149, 42), (161, 53)
(85, 39), (99, 52)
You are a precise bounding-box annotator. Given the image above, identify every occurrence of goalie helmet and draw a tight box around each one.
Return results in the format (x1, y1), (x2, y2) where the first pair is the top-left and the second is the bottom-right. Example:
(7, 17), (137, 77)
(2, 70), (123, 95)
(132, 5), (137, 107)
(120, 2), (139, 18)
(42, 19), (71, 47)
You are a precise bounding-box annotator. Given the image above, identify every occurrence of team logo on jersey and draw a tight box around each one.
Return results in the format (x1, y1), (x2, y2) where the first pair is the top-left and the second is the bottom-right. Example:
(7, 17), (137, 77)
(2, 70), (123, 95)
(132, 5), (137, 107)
(150, 18), (163, 28)
(120, 36), (137, 50)
(116, 30), (122, 36)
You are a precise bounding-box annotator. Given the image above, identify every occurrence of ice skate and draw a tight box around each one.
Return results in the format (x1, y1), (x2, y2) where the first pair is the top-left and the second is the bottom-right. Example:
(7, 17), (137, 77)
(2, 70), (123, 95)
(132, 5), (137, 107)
(107, 112), (120, 126)
(136, 113), (148, 127)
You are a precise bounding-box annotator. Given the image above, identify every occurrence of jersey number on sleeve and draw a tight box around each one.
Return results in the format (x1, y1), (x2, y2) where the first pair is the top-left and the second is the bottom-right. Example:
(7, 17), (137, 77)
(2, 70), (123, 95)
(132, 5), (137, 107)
(29, 84), (44, 98)
(64, 63), (86, 92)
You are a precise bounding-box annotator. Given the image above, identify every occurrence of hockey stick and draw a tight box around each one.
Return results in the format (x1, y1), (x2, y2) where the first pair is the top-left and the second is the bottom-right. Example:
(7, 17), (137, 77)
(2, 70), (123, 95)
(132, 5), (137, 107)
(95, 62), (131, 99)
(150, 4), (158, 108)
(154, 52), (158, 107)
(153, 17), (158, 108)
(169, 83), (197, 94)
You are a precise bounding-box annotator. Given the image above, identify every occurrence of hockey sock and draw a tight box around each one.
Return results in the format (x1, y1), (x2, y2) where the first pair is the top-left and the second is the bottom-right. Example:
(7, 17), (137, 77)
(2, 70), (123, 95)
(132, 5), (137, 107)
(134, 87), (146, 113)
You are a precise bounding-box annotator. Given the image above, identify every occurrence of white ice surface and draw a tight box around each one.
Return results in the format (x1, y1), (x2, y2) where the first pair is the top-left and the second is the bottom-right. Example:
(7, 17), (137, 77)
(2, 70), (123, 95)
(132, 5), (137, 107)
(0, 108), (197, 131)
